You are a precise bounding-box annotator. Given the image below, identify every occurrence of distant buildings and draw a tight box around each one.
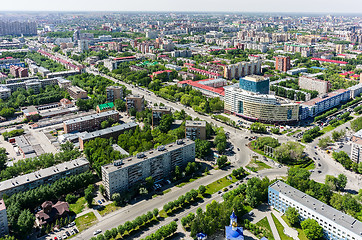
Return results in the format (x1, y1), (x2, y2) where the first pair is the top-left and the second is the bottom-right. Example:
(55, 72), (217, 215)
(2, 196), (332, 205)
(223, 60), (262, 80)
(152, 106), (172, 127)
(171, 50), (192, 58)
(177, 78), (227, 98)
(0, 200), (9, 237)
(0, 86), (11, 100)
(284, 43), (314, 57)
(104, 56), (137, 71)
(126, 95), (145, 113)
(106, 86), (123, 102)
(269, 180), (362, 240)
(311, 58), (348, 66)
(336, 44), (345, 54)
(185, 121), (206, 140)
(188, 67), (222, 79)
(101, 139), (195, 198)
(67, 86), (88, 100)
(275, 56), (291, 72)
(63, 110), (119, 134)
(298, 76), (331, 94)
(0, 158), (89, 198)
(0, 21), (37, 36)
(78, 40), (89, 52)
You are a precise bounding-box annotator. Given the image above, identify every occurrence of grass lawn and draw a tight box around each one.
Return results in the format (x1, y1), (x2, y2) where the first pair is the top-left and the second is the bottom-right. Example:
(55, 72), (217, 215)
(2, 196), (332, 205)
(97, 202), (120, 216)
(159, 209), (168, 218)
(177, 175), (203, 188)
(271, 213), (293, 240)
(205, 175), (237, 195)
(69, 197), (86, 214)
(246, 159), (272, 172)
(75, 212), (98, 232)
(255, 217), (275, 240)
(281, 215), (308, 240)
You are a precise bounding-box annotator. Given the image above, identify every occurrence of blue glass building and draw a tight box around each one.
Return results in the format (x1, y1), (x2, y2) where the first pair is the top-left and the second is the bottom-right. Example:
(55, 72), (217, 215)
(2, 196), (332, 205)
(239, 76), (269, 94)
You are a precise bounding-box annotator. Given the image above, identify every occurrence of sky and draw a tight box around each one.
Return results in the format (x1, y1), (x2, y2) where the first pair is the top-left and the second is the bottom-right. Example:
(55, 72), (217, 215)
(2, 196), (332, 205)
(1, 0), (362, 13)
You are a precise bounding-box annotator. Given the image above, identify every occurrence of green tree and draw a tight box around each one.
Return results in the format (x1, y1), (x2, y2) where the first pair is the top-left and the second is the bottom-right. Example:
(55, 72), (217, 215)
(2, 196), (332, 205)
(318, 137), (331, 149)
(285, 207), (299, 226)
(217, 155), (228, 169)
(84, 185), (94, 207)
(198, 185), (206, 195)
(337, 174), (347, 191)
(112, 193), (122, 206)
(145, 176), (154, 190)
(301, 219), (323, 240)
(17, 209), (35, 235)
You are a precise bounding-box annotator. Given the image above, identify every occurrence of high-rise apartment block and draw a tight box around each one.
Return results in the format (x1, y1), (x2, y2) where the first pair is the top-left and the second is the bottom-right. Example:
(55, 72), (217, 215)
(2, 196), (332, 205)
(63, 110), (120, 133)
(78, 40), (89, 52)
(0, 200), (8, 237)
(106, 86), (123, 102)
(126, 95), (145, 113)
(298, 76), (331, 94)
(185, 121), (206, 140)
(101, 139), (195, 198)
(223, 60), (262, 80)
(152, 106), (172, 127)
(0, 21), (37, 36)
(351, 129), (362, 164)
(269, 180), (362, 240)
(275, 56), (291, 72)
(336, 44), (345, 54)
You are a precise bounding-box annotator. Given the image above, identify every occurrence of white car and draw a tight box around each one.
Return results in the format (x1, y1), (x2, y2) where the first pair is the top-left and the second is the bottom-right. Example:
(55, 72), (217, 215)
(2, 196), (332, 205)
(93, 229), (102, 235)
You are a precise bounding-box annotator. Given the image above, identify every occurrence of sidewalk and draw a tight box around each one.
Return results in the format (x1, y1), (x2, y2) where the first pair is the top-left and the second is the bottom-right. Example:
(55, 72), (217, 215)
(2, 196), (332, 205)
(272, 209), (298, 240)
(266, 213), (281, 240)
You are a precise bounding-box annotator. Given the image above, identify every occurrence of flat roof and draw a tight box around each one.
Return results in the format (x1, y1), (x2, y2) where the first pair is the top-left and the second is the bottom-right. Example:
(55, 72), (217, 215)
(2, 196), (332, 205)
(80, 122), (137, 141)
(64, 110), (119, 125)
(185, 120), (206, 127)
(152, 106), (172, 112)
(0, 158), (89, 193)
(102, 138), (194, 173)
(270, 181), (362, 236)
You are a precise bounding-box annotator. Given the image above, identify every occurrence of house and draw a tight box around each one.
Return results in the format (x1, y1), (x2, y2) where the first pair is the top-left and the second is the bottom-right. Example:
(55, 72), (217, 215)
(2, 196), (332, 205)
(35, 201), (70, 227)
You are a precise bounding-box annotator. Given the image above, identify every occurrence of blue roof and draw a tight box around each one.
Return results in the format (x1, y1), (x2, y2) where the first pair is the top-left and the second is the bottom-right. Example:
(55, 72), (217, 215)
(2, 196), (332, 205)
(230, 211), (237, 219)
(261, 237), (268, 240)
(196, 233), (207, 239)
(225, 226), (244, 240)
(310, 66), (326, 70)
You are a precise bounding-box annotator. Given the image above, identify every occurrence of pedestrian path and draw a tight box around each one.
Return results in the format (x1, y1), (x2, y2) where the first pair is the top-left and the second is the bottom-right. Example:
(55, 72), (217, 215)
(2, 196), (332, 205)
(272, 209), (299, 240)
(266, 213), (281, 240)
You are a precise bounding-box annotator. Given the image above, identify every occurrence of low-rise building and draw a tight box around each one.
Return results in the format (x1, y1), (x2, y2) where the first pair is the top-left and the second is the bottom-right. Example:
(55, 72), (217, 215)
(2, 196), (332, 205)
(0, 158), (90, 198)
(79, 122), (137, 150)
(152, 106), (172, 127)
(185, 120), (206, 140)
(63, 110), (119, 133)
(269, 180), (362, 240)
(0, 200), (9, 237)
(67, 86), (88, 100)
(101, 139), (195, 198)
(96, 102), (115, 113)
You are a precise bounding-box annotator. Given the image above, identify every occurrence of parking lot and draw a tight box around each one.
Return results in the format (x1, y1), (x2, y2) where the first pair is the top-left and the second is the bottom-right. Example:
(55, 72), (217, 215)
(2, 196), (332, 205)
(43, 223), (79, 240)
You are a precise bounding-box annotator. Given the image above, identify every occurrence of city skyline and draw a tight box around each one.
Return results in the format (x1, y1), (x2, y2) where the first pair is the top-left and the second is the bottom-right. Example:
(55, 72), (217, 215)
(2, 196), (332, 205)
(1, 0), (362, 14)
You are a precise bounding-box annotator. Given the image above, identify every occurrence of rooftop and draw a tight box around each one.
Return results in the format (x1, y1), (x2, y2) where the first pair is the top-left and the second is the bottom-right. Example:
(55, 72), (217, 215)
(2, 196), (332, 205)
(80, 122), (137, 142)
(64, 110), (119, 125)
(185, 120), (206, 127)
(270, 180), (362, 237)
(302, 89), (349, 106)
(0, 158), (89, 194)
(102, 138), (194, 173)
(98, 102), (115, 111)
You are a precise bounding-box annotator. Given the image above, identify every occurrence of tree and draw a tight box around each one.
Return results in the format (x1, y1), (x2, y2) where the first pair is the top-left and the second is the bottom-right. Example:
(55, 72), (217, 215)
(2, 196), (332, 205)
(174, 166), (182, 180)
(337, 174), (347, 191)
(153, 208), (159, 217)
(318, 137), (331, 149)
(195, 139), (211, 159)
(285, 207), (299, 226)
(115, 99), (126, 111)
(0, 148), (7, 171)
(145, 176), (154, 190)
(85, 185), (94, 207)
(65, 194), (78, 204)
(99, 184), (106, 197)
(198, 185), (206, 195)
(17, 209), (35, 235)
(217, 155), (228, 169)
(301, 219), (323, 240)
(112, 193), (122, 206)
(250, 122), (267, 133)
(270, 127), (280, 134)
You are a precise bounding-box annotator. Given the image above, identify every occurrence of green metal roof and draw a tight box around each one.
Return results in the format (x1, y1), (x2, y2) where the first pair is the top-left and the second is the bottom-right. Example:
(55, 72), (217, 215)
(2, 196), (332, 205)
(98, 102), (115, 110)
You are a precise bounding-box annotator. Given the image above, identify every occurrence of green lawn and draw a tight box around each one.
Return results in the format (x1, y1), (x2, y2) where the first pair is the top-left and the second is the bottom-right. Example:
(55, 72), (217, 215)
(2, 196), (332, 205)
(69, 197), (86, 214)
(271, 213), (293, 240)
(97, 202), (120, 217)
(281, 215), (308, 240)
(246, 159), (272, 172)
(177, 175), (203, 188)
(75, 212), (98, 232)
(255, 217), (275, 240)
(205, 175), (237, 195)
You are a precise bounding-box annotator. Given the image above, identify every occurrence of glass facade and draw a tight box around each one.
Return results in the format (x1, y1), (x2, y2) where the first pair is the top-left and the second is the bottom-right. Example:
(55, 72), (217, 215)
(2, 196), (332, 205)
(239, 77), (269, 94)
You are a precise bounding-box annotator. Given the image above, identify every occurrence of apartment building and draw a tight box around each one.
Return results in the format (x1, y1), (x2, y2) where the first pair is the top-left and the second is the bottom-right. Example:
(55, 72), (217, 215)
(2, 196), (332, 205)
(67, 86), (88, 100)
(351, 129), (362, 163)
(0, 21), (37, 36)
(63, 110), (119, 133)
(106, 86), (123, 102)
(10, 65), (28, 78)
(298, 76), (331, 94)
(269, 181), (362, 240)
(223, 60), (262, 80)
(0, 158), (89, 198)
(336, 44), (345, 54)
(185, 121), (206, 140)
(0, 200), (8, 237)
(126, 95), (145, 113)
(101, 139), (195, 198)
(275, 56), (291, 72)
(2, 77), (59, 94)
(79, 122), (137, 150)
(0, 86), (11, 100)
(347, 83), (362, 99)
(284, 43), (314, 57)
(152, 106), (172, 127)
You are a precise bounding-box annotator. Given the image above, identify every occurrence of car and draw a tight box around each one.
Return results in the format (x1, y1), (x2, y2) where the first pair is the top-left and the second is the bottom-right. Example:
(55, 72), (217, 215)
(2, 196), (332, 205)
(166, 180), (171, 184)
(65, 231), (70, 236)
(237, 148), (240, 151)
(318, 163), (321, 167)
(93, 229), (102, 235)
(173, 218), (178, 221)
(68, 222), (75, 227)
(62, 234), (67, 239)
(248, 211), (254, 216)
(318, 170), (322, 173)
(54, 237), (58, 240)
(101, 199), (105, 203)
(218, 191), (222, 194)
(70, 229), (75, 235)
(98, 200), (102, 205)
(73, 228), (78, 234)
(57, 236), (62, 240)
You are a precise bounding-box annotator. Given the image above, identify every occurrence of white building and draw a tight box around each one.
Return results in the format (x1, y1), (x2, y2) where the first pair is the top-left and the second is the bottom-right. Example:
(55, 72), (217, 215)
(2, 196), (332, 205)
(269, 181), (362, 240)
(101, 139), (195, 198)
(0, 86), (11, 100)
(78, 40), (89, 52)
(351, 129), (362, 163)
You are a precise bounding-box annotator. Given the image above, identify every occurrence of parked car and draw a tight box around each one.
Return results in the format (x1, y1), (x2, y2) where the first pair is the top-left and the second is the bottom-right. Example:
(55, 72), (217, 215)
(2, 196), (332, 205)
(68, 222), (75, 227)
(98, 200), (102, 205)
(62, 233), (67, 239)
(101, 199), (105, 203)
(93, 229), (102, 235)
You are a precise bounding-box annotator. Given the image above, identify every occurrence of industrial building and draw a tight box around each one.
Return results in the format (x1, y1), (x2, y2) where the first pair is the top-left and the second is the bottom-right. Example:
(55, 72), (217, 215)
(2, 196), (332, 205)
(101, 139), (195, 198)
(0, 158), (89, 198)
(269, 180), (362, 240)
(63, 110), (119, 133)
